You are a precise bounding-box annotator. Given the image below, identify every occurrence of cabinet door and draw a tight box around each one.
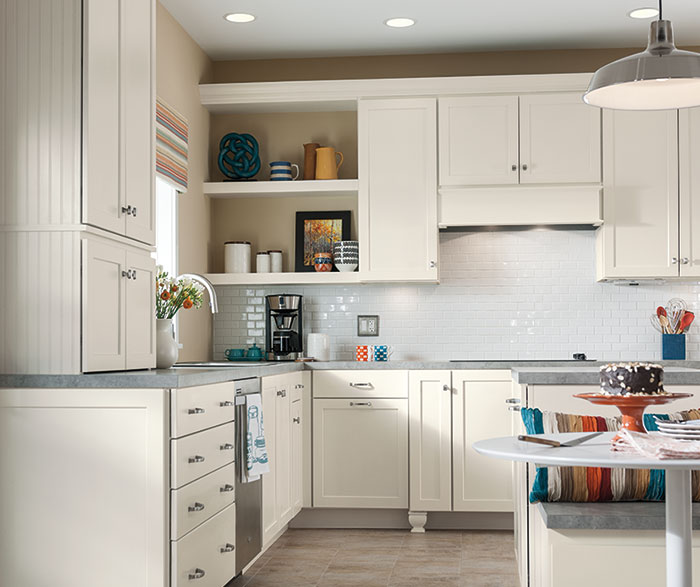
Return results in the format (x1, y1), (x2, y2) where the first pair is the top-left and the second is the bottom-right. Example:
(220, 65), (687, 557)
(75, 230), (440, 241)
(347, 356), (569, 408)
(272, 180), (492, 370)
(291, 399), (303, 516)
(313, 398), (408, 508)
(598, 110), (679, 279)
(83, 0), (124, 236)
(439, 96), (519, 186)
(261, 381), (278, 546)
(125, 250), (156, 370)
(122, 0), (155, 245)
(679, 108), (700, 277)
(82, 237), (126, 372)
(276, 383), (293, 527)
(519, 93), (601, 184)
(453, 373), (516, 512)
(359, 98), (438, 282)
(408, 371), (452, 511)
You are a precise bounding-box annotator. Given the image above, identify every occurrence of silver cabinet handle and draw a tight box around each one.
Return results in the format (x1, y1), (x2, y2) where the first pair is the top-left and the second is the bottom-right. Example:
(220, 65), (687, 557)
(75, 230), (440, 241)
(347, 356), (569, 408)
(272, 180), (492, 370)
(672, 257), (679, 264)
(276, 390), (287, 397)
(349, 382), (374, 389)
(220, 543), (235, 553)
(521, 164), (528, 171)
(188, 407), (205, 415)
(505, 398), (521, 404)
(188, 568), (206, 580)
(220, 484), (234, 493)
(442, 384), (451, 392)
(220, 443), (234, 451)
(121, 205), (132, 216)
(188, 455), (205, 463)
(508, 406), (521, 412)
(293, 417), (301, 424)
(219, 400), (234, 407)
(121, 270), (130, 279)
(350, 401), (372, 407)
(511, 164), (517, 171)
(188, 502), (205, 512)
(131, 206), (137, 217)
(429, 260), (437, 268)
(682, 257), (690, 265)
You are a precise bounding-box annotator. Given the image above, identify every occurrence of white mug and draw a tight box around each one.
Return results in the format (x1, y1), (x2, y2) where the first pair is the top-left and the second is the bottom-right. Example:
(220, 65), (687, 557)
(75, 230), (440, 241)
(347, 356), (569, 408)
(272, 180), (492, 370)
(269, 161), (300, 181)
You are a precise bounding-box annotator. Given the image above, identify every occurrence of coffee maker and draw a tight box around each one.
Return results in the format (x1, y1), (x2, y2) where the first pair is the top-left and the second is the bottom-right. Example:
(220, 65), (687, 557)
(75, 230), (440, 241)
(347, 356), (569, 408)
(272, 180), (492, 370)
(265, 294), (303, 361)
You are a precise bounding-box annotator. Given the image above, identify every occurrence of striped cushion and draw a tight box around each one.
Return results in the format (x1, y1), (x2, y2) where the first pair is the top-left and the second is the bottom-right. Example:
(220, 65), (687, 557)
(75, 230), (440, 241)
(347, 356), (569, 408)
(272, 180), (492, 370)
(521, 407), (700, 503)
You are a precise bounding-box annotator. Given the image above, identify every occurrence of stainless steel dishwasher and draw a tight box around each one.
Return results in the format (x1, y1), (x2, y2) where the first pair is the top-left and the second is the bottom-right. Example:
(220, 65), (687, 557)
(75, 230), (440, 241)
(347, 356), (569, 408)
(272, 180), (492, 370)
(234, 377), (263, 575)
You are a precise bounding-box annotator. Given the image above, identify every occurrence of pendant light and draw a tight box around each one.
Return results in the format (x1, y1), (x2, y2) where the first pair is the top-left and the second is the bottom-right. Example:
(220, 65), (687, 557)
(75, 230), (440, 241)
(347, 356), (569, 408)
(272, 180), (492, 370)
(583, 0), (700, 110)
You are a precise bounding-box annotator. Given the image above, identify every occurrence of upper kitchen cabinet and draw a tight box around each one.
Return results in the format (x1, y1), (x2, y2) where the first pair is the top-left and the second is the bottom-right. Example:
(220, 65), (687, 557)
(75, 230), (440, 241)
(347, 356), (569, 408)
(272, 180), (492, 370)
(358, 98), (439, 282)
(596, 109), (683, 280)
(439, 92), (601, 187)
(83, 0), (155, 245)
(679, 107), (700, 278)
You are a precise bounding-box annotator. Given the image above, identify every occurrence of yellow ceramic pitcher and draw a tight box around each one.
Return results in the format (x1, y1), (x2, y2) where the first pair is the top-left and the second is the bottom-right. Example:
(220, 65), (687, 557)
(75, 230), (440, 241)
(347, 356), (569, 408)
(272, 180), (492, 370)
(315, 147), (344, 180)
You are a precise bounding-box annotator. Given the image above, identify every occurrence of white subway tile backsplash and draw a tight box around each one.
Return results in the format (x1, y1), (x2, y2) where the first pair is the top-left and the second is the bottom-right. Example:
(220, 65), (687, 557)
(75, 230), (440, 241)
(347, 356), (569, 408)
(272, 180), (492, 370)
(213, 231), (700, 361)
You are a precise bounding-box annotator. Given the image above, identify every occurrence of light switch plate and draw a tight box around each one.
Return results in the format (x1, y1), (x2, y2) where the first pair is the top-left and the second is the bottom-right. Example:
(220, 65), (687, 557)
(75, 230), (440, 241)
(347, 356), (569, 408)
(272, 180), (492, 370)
(358, 315), (379, 336)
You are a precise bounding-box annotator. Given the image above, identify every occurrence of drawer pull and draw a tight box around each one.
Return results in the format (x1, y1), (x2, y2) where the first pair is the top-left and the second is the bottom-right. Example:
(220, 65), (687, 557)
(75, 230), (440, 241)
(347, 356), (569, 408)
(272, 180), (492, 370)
(220, 443), (235, 451)
(293, 417), (301, 424)
(220, 484), (235, 493)
(188, 568), (206, 580)
(505, 398), (521, 404)
(188, 502), (205, 513)
(508, 406), (521, 412)
(219, 400), (234, 407)
(220, 543), (235, 553)
(276, 390), (287, 398)
(188, 455), (206, 464)
(188, 407), (205, 415)
(350, 401), (372, 407)
(350, 382), (374, 389)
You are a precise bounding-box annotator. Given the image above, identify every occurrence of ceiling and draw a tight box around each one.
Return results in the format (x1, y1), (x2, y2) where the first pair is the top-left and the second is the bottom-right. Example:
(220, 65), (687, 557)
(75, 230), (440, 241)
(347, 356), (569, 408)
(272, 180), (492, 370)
(160, 0), (700, 61)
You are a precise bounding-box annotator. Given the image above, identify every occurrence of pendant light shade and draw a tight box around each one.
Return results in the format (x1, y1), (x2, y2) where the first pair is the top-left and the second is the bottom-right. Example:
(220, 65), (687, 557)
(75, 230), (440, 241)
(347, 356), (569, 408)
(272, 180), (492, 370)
(584, 20), (700, 110)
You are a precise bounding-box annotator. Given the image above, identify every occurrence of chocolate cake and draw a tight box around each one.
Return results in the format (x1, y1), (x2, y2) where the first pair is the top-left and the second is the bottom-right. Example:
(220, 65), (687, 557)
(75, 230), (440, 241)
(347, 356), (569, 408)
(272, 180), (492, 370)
(600, 362), (665, 395)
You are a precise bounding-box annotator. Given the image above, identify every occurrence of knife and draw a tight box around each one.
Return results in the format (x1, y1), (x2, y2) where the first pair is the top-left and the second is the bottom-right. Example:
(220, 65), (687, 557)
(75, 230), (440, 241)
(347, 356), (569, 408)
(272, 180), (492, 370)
(517, 431), (603, 448)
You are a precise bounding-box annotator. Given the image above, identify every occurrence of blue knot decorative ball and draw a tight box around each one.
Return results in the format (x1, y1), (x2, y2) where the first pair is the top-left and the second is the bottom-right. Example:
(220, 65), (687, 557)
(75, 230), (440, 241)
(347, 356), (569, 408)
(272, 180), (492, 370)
(218, 132), (261, 179)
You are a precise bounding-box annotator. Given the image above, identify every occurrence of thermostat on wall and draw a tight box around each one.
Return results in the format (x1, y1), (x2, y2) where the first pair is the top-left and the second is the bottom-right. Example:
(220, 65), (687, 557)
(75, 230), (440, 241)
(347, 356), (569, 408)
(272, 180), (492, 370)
(357, 315), (379, 337)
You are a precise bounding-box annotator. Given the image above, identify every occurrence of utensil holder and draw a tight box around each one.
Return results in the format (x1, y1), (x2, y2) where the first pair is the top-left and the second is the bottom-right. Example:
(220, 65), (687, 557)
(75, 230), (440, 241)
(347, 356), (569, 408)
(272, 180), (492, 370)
(662, 333), (686, 360)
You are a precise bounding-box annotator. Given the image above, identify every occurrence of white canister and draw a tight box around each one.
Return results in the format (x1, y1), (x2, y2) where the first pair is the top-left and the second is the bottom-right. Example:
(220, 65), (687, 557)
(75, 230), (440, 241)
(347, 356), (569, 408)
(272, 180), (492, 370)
(224, 241), (251, 273)
(256, 251), (271, 273)
(307, 333), (330, 361)
(268, 250), (283, 273)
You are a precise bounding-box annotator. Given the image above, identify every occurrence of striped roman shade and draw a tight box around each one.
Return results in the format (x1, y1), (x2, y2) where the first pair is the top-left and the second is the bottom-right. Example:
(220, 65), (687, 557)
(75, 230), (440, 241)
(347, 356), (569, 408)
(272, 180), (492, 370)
(156, 98), (188, 191)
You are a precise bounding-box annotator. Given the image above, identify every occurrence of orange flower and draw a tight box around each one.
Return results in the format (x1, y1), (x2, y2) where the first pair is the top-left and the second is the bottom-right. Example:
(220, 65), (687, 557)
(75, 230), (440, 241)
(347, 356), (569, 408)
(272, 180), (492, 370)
(183, 298), (193, 309)
(160, 291), (170, 300)
(171, 284), (179, 292)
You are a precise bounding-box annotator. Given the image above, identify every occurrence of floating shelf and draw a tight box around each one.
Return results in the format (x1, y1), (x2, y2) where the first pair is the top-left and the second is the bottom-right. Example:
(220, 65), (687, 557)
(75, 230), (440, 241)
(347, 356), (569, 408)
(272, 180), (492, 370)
(205, 272), (362, 286)
(204, 179), (359, 199)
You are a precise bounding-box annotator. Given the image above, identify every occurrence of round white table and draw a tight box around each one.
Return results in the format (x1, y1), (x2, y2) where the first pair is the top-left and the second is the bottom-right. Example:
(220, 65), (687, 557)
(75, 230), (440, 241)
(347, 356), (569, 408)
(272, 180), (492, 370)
(473, 431), (700, 587)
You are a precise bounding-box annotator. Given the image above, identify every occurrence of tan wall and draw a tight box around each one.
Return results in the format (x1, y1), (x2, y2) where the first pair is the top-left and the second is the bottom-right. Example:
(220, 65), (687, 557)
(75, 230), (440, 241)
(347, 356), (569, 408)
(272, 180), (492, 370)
(212, 46), (700, 83)
(157, 1), (214, 361)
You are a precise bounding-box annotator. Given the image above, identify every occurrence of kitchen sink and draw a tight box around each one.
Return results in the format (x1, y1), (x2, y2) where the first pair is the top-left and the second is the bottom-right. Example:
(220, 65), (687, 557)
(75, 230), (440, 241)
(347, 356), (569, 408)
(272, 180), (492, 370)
(172, 361), (283, 368)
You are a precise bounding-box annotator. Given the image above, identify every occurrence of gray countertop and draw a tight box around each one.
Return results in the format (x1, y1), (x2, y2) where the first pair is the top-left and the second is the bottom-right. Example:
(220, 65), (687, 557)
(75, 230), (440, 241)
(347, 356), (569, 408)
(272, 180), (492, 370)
(538, 501), (700, 531)
(3, 360), (700, 389)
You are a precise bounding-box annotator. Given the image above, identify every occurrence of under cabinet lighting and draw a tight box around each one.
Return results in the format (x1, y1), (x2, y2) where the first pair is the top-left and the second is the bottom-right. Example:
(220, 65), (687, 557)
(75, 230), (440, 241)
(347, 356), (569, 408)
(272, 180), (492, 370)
(628, 7), (660, 18)
(384, 17), (415, 28)
(224, 13), (256, 23)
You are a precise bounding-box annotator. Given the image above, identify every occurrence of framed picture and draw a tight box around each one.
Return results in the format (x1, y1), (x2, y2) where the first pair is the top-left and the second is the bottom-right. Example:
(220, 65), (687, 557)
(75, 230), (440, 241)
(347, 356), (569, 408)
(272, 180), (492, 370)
(295, 211), (351, 272)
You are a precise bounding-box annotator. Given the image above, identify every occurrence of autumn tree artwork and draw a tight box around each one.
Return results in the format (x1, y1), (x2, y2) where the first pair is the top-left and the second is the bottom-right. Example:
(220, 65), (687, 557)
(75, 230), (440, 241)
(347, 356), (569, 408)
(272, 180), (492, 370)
(295, 211), (351, 272)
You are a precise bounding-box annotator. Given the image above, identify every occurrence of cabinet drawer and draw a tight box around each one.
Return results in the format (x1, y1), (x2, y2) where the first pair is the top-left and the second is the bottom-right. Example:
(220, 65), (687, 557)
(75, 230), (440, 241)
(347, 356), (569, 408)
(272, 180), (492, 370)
(171, 423), (236, 489)
(171, 501), (236, 587)
(313, 370), (408, 398)
(171, 382), (236, 438)
(171, 462), (236, 540)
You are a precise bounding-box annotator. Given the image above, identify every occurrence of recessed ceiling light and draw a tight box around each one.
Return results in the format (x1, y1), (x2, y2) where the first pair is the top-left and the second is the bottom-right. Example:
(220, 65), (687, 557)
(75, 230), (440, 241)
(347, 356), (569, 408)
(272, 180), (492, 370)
(384, 17), (415, 28)
(628, 7), (659, 19)
(224, 13), (256, 23)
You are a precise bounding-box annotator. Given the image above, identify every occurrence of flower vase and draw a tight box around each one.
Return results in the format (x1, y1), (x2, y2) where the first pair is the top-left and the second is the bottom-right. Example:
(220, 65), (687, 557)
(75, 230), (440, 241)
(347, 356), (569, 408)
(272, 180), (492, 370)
(156, 318), (178, 369)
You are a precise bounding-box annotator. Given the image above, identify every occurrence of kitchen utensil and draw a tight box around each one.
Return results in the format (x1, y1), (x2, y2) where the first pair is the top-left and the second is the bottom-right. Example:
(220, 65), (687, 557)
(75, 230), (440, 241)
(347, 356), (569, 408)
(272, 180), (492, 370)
(302, 143), (320, 180)
(315, 147), (344, 180)
(657, 306), (667, 318)
(659, 314), (672, 334)
(517, 431), (603, 447)
(666, 298), (688, 333)
(650, 314), (664, 334)
(679, 311), (695, 333)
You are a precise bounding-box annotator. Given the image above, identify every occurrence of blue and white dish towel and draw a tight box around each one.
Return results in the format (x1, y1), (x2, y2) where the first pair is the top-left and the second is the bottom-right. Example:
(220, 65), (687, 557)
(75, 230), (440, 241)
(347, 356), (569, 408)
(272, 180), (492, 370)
(243, 393), (269, 482)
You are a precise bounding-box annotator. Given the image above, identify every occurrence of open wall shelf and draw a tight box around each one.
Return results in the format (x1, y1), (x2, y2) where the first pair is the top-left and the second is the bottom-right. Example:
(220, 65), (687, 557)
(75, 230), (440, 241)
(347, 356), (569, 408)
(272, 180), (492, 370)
(205, 271), (362, 286)
(204, 179), (358, 199)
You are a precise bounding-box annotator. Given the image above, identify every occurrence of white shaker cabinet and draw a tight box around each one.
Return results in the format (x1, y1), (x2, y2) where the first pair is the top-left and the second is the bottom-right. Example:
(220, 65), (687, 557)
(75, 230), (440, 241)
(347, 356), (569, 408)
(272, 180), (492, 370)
(358, 98), (439, 282)
(83, 0), (155, 245)
(452, 371), (517, 512)
(82, 233), (156, 372)
(408, 370), (453, 512)
(679, 107), (700, 278)
(439, 92), (601, 186)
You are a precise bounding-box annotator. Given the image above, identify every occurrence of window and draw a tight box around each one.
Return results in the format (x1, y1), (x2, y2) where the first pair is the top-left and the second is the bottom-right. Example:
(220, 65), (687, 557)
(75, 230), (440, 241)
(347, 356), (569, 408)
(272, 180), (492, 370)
(154, 177), (178, 277)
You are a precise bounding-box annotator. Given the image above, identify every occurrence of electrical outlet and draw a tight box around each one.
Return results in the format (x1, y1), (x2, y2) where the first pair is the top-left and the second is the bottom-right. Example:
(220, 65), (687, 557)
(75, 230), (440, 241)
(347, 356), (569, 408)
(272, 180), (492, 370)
(358, 315), (379, 336)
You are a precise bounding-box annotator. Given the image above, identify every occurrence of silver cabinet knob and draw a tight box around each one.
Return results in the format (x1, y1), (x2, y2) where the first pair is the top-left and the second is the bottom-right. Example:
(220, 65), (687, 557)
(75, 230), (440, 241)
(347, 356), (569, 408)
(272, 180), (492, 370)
(219, 400), (234, 407)
(220, 443), (234, 451)
(682, 257), (690, 265)
(429, 260), (437, 268)
(188, 568), (206, 580)
(130, 269), (136, 280)
(188, 502), (205, 512)
(293, 417), (301, 424)
(188, 407), (205, 415)
(511, 164), (517, 171)
(442, 384), (451, 392)
(121, 270), (130, 279)
(220, 484), (234, 493)
(672, 257), (679, 264)
(220, 543), (235, 553)
(121, 205), (132, 216)
(188, 455), (205, 464)
(276, 390), (287, 398)
(505, 398), (521, 404)
(131, 206), (137, 217)
(521, 164), (528, 171)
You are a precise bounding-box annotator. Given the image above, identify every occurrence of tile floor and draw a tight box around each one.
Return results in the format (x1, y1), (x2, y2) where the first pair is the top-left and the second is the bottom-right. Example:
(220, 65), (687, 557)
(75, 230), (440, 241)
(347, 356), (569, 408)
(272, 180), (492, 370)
(227, 529), (519, 587)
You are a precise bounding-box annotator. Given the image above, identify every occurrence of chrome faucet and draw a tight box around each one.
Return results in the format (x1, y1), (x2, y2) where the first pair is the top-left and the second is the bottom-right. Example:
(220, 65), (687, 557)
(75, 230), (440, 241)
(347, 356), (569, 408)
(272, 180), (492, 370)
(176, 273), (219, 314)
